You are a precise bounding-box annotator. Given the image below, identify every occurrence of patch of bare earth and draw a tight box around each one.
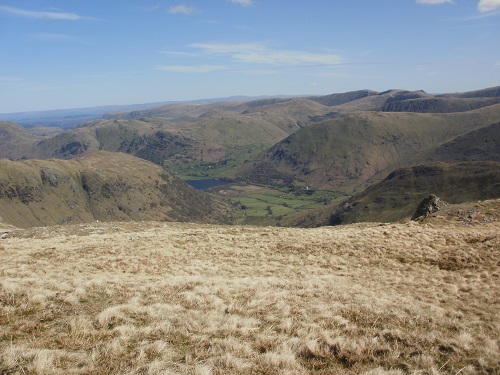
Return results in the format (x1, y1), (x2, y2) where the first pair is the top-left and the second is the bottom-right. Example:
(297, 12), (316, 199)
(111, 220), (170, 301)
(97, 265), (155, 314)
(0, 200), (499, 374)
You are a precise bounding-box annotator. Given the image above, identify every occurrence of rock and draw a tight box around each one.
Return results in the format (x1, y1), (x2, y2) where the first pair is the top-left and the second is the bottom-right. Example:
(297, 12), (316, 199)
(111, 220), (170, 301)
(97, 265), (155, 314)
(411, 194), (447, 220)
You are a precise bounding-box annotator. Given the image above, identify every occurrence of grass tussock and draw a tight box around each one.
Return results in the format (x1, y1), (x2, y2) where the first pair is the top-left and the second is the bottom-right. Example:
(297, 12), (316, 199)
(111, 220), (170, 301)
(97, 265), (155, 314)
(0, 200), (499, 374)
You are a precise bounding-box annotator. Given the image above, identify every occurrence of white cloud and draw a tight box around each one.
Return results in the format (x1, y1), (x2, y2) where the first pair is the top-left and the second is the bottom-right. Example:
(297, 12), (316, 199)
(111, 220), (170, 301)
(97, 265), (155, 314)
(157, 43), (344, 75)
(156, 64), (277, 75)
(416, 0), (454, 4)
(228, 0), (254, 6)
(168, 5), (200, 15)
(189, 43), (343, 66)
(0, 5), (84, 20)
(478, 0), (500, 12)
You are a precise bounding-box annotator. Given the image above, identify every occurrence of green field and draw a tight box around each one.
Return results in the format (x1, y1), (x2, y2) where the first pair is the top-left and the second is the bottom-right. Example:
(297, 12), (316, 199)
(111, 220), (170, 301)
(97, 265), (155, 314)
(207, 183), (347, 226)
(167, 153), (349, 226)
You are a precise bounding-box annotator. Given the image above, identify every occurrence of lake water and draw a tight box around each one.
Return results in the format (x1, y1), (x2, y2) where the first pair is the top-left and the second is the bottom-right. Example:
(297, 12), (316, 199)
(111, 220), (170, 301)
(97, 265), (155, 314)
(185, 179), (231, 190)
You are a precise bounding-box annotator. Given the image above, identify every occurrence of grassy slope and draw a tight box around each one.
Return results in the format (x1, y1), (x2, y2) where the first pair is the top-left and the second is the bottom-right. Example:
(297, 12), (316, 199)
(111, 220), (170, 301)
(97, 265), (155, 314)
(407, 121), (500, 164)
(0, 199), (498, 374)
(2, 87), (499, 227)
(239, 104), (500, 191)
(326, 161), (500, 226)
(0, 99), (332, 174)
(0, 152), (241, 228)
(0, 122), (42, 159)
(382, 97), (500, 113)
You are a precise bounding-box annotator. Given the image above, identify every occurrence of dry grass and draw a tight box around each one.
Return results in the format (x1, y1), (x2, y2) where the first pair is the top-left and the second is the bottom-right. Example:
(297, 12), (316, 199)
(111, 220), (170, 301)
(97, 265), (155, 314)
(0, 201), (499, 374)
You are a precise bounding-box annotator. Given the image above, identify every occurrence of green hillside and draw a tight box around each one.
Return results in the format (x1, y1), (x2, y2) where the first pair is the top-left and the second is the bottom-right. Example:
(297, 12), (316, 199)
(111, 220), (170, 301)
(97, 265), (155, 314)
(2, 86), (499, 227)
(0, 98), (335, 180)
(0, 152), (241, 228)
(327, 161), (500, 225)
(238, 104), (500, 191)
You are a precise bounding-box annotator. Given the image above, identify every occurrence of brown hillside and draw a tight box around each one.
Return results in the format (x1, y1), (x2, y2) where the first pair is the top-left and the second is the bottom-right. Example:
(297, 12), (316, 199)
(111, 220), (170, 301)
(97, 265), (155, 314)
(409, 121), (500, 164)
(443, 85), (500, 98)
(0, 99), (333, 173)
(330, 89), (430, 112)
(382, 97), (500, 113)
(0, 152), (240, 228)
(0, 122), (41, 159)
(239, 104), (500, 191)
(3, 86), (500, 173)
(327, 161), (500, 226)
(307, 89), (378, 106)
(104, 98), (292, 121)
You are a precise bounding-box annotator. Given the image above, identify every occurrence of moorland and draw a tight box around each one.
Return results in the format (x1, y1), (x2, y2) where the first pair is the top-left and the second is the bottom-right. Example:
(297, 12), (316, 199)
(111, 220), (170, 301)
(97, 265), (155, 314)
(0, 86), (499, 374)
(1, 199), (499, 374)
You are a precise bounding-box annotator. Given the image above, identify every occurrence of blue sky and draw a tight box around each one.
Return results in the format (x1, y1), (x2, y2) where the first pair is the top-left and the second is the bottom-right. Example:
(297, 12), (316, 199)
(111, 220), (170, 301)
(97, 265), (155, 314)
(0, 0), (499, 112)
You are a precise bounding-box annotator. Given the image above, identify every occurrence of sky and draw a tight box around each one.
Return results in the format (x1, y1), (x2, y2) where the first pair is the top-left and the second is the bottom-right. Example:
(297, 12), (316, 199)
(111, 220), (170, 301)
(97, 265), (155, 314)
(0, 0), (499, 113)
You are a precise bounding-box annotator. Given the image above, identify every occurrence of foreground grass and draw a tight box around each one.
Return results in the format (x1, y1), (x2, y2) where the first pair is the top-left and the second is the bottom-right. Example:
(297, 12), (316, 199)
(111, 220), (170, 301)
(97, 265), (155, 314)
(0, 201), (499, 374)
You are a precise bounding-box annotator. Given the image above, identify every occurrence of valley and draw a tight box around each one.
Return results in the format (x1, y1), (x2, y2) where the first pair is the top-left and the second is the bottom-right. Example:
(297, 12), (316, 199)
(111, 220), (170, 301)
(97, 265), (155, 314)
(2, 1), (499, 374)
(1, 86), (499, 374)
(1, 86), (499, 227)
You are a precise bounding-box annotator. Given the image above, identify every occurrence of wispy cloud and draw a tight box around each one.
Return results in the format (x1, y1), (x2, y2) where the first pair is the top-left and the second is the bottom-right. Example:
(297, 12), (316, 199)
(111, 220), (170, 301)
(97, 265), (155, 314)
(157, 43), (344, 75)
(168, 5), (201, 15)
(416, 0), (454, 4)
(189, 43), (343, 66)
(228, 0), (254, 6)
(417, 60), (482, 69)
(478, 0), (500, 12)
(416, 0), (500, 14)
(0, 5), (90, 20)
(156, 64), (276, 74)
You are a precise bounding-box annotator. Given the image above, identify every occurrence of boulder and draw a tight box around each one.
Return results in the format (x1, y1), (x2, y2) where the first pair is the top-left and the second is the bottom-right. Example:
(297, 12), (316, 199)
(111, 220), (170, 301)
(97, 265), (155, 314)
(411, 194), (446, 220)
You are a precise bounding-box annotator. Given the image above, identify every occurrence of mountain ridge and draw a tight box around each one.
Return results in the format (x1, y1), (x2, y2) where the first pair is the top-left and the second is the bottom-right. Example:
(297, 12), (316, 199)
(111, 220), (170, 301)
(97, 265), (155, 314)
(1, 85), (499, 227)
(238, 104), (500, 191)
(0, 151), (241, 228)
(327, 161), (500, 226)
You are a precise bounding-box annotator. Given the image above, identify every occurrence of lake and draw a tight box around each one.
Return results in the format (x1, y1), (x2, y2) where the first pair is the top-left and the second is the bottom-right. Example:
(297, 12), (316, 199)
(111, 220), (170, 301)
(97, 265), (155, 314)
(185, 179), (231, 190)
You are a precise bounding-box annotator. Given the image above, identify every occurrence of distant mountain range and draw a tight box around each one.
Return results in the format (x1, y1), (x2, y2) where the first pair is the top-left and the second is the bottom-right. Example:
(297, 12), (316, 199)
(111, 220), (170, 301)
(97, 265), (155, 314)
(0, 95), (294, 129)
(0, 85), (499, 227)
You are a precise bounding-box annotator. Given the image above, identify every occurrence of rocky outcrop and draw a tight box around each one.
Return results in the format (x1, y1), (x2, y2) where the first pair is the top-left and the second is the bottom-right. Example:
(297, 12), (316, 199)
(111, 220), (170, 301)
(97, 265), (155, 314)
(411, 194), (447, 220)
